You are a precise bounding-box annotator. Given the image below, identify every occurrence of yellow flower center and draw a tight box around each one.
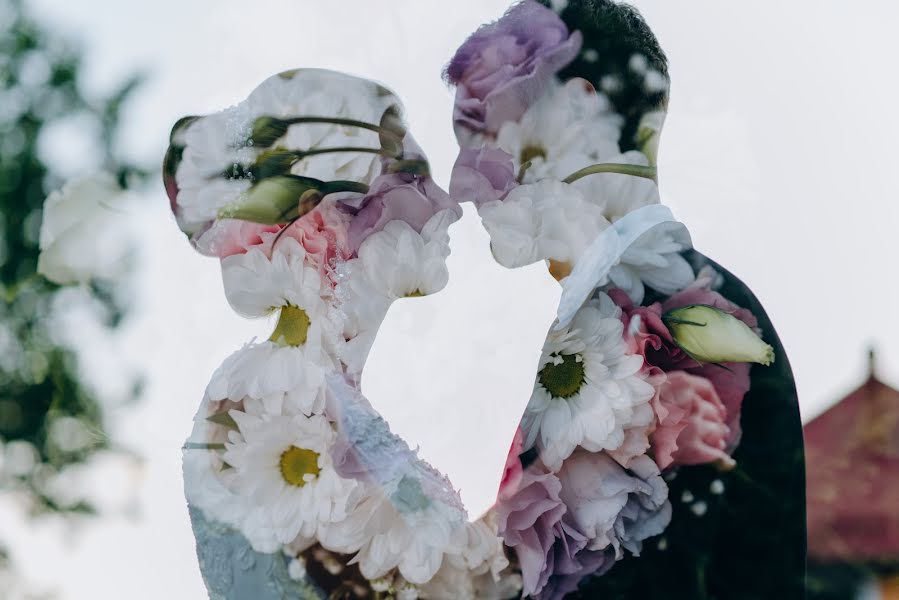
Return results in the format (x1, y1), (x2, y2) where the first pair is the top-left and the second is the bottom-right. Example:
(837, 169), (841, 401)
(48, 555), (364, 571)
(519, 144), (547, 165)
(547, 259), (572, 281)
(405, 289), (425, 298)
(269, 305), (311, 346)
(279, 445), (321, 487)
(538, 353), (586, 399)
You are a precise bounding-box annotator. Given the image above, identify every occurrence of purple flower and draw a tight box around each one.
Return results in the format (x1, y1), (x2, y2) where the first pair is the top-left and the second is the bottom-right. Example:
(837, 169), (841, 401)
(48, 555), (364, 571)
(340, 173), (459, 253)
(496, 452), (671, 599)
(449, 147), (519, 207)
(495, 468), (572, 597)
(558, 453), (671, 559)
(446, 0), (582, 136)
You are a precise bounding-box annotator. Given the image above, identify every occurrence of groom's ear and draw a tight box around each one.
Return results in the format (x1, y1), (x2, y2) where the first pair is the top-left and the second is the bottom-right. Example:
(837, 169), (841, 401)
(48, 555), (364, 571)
(543, 0), (669, 153)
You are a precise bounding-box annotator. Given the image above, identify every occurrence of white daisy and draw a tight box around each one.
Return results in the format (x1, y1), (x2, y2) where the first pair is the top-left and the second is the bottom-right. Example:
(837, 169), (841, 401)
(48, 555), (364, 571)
(521, 293), (655, 471)
(494, 77), (622, 183)
(174, 69), (398, 234)
(221, 236), (343, 365)
(478, 179), (609, 278)
(183, 395), (293, 554)
(222, 412), (355, 552)
(335, 210), (456, 372)
(222, 236), (328, 317)
(317, 477), (465, 585)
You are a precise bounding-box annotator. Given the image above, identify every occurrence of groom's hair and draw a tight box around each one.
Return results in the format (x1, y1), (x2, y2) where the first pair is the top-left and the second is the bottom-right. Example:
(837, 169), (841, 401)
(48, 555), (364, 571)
(543, 0), (669, 151)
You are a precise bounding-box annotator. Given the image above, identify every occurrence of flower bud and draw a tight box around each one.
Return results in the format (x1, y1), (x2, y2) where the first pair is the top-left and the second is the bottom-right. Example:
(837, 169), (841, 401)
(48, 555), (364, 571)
(218, 175), (322, 224)
(249, 148), (298, 180)
(249, 116), (291, 148)
(635, 110), (665, 167)
(664, 304), (774, 366)
(378, 105), (406, 158)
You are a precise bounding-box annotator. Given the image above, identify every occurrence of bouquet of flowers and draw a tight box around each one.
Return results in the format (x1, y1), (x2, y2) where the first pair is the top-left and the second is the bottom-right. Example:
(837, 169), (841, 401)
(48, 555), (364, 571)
(167, 2), (805, 599)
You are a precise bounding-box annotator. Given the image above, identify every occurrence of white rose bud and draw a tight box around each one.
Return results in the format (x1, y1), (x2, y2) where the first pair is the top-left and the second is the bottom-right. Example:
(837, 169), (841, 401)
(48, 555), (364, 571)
(37, 173), (132, 285)
(664, 304), (775, 366)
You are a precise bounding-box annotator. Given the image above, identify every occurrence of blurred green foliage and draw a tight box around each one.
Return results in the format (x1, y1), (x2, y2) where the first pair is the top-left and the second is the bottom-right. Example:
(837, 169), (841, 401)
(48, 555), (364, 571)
(0, 0), (145, 577)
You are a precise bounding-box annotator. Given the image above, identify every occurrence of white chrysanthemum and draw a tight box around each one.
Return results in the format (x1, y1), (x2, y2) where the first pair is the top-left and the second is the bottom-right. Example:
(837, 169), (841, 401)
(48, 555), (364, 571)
(183, 396), (294, 554)
(494, 77), (622, 183)
(478, 179), (609, 273)
(353, 217), (452, 300)
(222, 237), (328, 317)
(174, 69), (397, 233)
(607, 222), (695, 304)
(222, 412), (355, 553)
(480, 176), (692, 301)
(420, 512), (519, 600)
(206, 341), (327, 416)
(521, 293), (655, 471)
(221, 236), (343, 364)
(317, 478), (465, 585)
(335, 211), (455, 372)
(37, 172), (134, 285)
(183, 394), (253, 532)
(570, 150), (660, 222)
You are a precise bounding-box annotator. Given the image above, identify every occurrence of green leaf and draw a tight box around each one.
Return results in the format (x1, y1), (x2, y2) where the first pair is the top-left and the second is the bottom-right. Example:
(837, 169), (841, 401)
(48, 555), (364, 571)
(206, 411), (238, 430)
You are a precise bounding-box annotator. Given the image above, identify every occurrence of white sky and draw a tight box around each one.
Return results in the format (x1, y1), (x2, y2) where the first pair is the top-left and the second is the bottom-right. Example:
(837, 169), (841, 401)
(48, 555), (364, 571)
(5, 0), (899, 598)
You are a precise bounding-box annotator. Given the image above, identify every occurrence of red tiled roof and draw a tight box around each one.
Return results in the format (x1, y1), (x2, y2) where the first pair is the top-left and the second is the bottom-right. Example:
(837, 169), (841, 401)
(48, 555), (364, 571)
(805, 369), (899, 562)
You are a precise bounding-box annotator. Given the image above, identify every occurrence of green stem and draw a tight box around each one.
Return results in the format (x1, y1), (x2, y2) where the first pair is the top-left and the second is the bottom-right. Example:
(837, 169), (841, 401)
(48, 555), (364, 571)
(183, 442), (226, 451)
(516, 160), (533, 184)
(562, 162), (657, 184)
(321, 180), (369, 195)
(299, 146), (386, 158)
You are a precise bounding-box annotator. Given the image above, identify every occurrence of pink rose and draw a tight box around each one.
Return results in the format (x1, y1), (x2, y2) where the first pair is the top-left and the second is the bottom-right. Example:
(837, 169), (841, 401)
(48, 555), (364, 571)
(193, 201), (351, 283)
(651, 371), (733, 470)
(193, 219), (281, 259)
(693, 361), (750, 451)
(497, 427), (524, 501)
(609, 288), (692, 371)
(277, 200), (351, 279)
(611, 267), (756, 453)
